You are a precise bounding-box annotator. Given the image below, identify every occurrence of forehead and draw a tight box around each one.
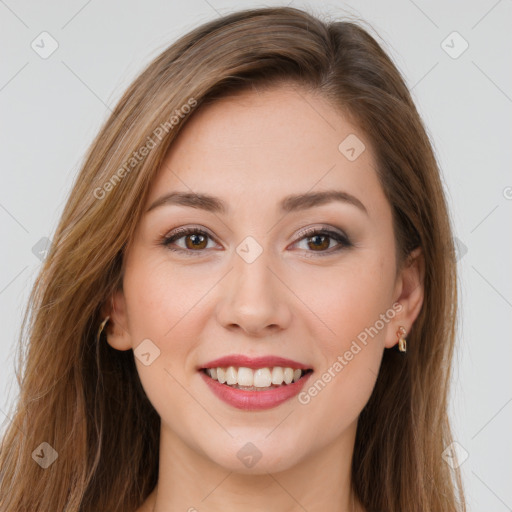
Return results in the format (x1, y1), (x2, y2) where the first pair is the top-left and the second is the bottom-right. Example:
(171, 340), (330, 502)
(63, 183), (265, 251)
(147, 85), (387, 220)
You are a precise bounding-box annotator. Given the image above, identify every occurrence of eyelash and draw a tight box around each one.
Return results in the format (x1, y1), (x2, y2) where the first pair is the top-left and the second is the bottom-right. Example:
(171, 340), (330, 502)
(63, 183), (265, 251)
(161, 225), (352, 257)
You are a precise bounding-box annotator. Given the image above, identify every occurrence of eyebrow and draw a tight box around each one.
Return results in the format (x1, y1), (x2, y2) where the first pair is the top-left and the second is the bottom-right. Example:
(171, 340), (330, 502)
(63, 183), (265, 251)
(146, 189), (368, 216)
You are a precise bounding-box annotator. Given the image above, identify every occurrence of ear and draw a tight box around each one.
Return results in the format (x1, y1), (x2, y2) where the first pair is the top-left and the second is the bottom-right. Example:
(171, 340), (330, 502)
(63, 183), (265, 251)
(384, 246), (425, 349)
(102, 287), (133, 351)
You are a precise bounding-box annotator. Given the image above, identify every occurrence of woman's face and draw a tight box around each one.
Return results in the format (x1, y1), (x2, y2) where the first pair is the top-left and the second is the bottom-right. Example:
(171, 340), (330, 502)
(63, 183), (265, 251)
(108, 84), (422, 474)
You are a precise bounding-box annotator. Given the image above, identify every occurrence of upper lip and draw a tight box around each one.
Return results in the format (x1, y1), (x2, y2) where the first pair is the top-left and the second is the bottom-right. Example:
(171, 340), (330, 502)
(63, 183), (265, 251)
(200, 354), (312, 370)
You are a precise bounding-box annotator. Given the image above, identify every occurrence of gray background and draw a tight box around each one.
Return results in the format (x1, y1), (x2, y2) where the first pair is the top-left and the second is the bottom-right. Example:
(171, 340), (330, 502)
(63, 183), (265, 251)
(1, 1), (511, 510)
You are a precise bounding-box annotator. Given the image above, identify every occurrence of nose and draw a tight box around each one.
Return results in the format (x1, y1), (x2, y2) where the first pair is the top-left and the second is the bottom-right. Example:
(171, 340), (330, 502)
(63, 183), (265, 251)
(215, 249), (292, 337)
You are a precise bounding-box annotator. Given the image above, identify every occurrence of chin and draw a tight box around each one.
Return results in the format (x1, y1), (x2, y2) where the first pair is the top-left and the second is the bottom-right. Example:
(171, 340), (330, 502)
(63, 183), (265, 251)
(202, 434), (307, 474)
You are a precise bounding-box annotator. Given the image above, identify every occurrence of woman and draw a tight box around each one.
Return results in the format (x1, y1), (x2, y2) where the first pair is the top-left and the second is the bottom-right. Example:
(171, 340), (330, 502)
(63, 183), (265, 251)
(0, 6), (466, 512)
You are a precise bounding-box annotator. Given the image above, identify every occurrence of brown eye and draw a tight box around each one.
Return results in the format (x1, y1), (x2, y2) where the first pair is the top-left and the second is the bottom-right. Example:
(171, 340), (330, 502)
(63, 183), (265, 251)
(293, 227), (352, 256)
(306, 234), (331, 251)
(162, 227), (216, 254)
(184, 233), (208, 250)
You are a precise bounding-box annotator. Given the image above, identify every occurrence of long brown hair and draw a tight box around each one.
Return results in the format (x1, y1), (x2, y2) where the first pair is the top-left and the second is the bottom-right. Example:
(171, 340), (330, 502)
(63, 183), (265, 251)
(0, 6), (465, 511)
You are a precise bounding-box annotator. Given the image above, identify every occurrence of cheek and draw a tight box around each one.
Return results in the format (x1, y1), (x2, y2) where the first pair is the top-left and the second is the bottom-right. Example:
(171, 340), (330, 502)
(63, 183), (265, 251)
(123, 249), (211, 340)
(293, 251), (394, 347)
(121, 253), (210, 429)
(119, 258), (194, 398)
(291, 253), (393, 418)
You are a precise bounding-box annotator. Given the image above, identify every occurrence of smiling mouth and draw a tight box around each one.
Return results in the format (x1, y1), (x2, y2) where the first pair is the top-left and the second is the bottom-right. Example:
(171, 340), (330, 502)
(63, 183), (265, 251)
(201, 366), (314, 391)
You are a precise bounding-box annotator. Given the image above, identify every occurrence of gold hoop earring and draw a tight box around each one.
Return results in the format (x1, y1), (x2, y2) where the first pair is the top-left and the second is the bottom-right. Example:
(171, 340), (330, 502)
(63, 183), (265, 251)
(397, 326), (407, 352)
(97, 316), (110, 342)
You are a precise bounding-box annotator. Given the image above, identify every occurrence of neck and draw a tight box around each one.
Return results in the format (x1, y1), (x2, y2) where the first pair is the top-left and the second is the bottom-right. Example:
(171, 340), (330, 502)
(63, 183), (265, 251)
(148, 420), (362, 512)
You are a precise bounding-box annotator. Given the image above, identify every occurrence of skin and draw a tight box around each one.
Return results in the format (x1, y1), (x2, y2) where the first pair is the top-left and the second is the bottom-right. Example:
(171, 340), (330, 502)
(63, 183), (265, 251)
(106, 83), (424, 512)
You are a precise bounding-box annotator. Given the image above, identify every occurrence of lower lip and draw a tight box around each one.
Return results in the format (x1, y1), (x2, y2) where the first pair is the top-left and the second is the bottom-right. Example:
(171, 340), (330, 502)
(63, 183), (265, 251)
(199, 370), (313, 411)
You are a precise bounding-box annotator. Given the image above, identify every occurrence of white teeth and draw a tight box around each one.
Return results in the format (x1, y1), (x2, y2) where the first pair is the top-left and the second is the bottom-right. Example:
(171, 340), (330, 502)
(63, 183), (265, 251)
(217, 367), (226, 384)
(271, 366), (284, 385)
(225, 366), (237, 385)
(237, 367), (253, 386)
(253, 368), (272, 388)
(204, 366), (309, 387)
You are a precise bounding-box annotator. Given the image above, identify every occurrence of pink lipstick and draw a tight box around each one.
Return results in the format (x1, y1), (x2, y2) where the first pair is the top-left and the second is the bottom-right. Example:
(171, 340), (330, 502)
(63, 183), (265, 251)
(199, 354), (313, 410)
